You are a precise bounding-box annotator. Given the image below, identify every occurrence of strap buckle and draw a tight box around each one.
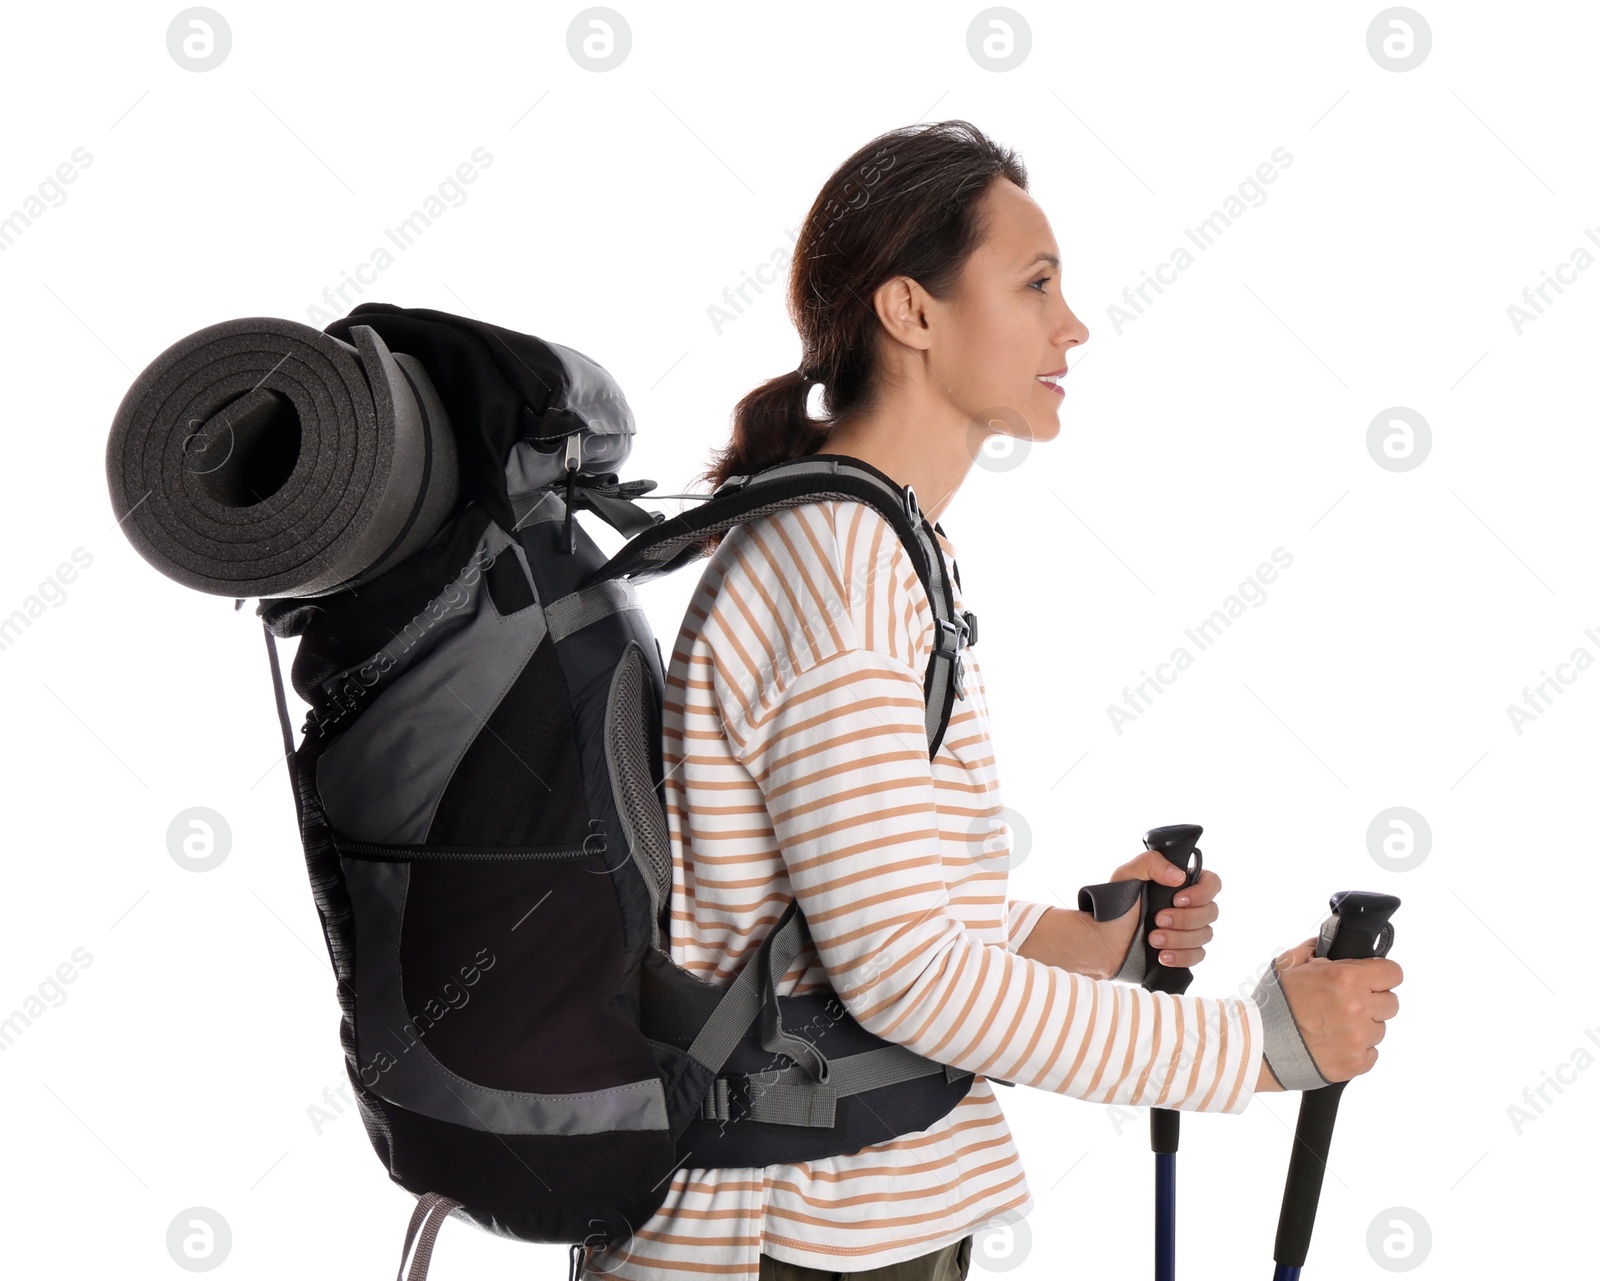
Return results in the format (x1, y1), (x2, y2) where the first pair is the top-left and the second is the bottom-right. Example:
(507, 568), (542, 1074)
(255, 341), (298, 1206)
(698, 1076), (734, 1122)
(934, 616), (970, 701)
(931, 613), (980, 655)
(933, 615), (969, 659)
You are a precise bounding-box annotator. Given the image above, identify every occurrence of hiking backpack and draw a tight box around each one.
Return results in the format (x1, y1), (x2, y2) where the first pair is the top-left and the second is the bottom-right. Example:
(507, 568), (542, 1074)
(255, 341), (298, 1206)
(244, 304), (987, 1279)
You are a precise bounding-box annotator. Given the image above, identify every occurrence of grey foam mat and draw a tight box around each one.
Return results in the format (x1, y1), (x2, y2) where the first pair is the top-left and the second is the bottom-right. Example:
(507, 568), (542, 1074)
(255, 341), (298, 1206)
(105, 315), (458, 599)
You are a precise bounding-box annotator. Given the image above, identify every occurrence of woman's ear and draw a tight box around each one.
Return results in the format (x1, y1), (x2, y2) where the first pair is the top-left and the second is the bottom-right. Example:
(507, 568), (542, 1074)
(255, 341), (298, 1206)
(871, 274), (937, 359)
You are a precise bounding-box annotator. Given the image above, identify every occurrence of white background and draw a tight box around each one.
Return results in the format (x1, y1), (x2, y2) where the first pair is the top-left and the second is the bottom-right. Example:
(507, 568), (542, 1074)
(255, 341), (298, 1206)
(1, 1), (1592, 1277)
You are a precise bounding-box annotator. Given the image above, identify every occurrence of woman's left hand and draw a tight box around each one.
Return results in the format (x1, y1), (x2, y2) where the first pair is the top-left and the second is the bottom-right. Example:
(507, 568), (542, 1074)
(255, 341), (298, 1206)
(1094, 850), (1222, 974)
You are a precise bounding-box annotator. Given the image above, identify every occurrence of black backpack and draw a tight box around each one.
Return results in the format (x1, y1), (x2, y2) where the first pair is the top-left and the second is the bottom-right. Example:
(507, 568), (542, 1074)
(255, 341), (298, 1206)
(237, 306), (988, 1278)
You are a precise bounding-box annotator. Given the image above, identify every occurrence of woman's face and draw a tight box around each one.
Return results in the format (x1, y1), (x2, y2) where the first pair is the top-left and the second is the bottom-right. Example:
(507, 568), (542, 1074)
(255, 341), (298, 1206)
(935, 177), (1089, 448)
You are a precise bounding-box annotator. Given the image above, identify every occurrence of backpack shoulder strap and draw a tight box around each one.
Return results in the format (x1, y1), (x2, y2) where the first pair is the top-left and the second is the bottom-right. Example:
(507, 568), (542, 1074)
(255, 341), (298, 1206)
(583, 453), (972, 759)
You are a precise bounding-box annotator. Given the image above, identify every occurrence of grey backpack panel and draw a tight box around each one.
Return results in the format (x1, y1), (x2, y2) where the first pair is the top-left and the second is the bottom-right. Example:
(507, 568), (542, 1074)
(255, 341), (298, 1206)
(315, 522), (549, 844)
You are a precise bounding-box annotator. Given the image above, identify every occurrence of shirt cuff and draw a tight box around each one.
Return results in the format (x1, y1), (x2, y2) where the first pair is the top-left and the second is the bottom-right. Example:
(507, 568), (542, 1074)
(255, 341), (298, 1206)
(1005, 898), (1053, 954)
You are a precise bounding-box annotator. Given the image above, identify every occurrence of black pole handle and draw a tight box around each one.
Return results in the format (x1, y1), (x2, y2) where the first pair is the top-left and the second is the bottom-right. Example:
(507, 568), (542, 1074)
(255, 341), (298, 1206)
(1271, 890), (1401, 1271)
(1140, 824), (1203, 1156)
(1140, 824), (1203, 997)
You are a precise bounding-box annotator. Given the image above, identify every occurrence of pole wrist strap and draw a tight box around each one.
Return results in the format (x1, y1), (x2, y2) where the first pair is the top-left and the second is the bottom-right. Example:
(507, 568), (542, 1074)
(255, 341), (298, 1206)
(1076, 879), (1149, 985)
(1250, 958), (1330, 1092)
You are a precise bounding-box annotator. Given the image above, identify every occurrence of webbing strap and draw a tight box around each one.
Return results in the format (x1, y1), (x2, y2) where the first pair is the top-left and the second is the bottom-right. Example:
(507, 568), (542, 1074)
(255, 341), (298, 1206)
(745, 1042), (960, 1125)
(580, 454), (971, 755)
(756, 901), (829, 1082)
(545, 576), (642, 643)
(575, 486), (661, 537)
(688, 898), (978, 1128)
(395, 1192), (462, 1281)
(730, 458), (966, 746)
(684, 900), (809, 1077)
(702, 1043), (971, 1128)
(262, 624), (306, 832)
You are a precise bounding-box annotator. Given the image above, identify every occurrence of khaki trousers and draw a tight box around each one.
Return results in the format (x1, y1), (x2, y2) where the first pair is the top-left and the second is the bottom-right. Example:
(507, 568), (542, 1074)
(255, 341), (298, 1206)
(757, 1235), (972, 1281)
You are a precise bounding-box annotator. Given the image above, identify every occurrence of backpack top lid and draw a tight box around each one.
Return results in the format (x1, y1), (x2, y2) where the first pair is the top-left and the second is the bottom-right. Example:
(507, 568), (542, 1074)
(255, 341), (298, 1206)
(319, 302), (637, 534)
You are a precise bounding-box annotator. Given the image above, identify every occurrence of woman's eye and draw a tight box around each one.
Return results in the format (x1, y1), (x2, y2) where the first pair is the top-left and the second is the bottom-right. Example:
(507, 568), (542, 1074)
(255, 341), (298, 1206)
(1029, 276), (1051, 292)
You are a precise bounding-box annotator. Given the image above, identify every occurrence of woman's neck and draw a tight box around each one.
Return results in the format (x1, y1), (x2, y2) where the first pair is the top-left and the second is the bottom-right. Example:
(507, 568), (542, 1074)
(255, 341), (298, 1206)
(819, 409), (977, 525)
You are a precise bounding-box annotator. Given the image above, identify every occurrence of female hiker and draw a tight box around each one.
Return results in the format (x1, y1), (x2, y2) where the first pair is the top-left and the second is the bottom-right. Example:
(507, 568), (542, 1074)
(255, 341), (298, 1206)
(583, 119), (1402, 1281)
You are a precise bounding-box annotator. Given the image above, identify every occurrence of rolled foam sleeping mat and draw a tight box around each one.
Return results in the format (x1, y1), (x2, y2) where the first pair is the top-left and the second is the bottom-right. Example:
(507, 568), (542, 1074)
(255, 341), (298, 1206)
(105, 316), (459, 600)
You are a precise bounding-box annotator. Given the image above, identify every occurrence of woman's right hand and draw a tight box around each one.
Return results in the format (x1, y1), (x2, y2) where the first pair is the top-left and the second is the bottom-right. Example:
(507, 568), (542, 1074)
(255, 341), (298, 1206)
(1252, 938), (1403, 1092)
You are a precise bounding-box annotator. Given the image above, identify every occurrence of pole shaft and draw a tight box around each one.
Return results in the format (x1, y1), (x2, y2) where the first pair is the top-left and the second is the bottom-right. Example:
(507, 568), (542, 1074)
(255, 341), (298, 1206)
(1155, 1152), (1175, 1281)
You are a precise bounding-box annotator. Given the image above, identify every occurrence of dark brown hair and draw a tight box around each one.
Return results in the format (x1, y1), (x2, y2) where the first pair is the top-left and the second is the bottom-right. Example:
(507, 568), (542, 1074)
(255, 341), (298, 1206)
(694, 120), (1028, 535)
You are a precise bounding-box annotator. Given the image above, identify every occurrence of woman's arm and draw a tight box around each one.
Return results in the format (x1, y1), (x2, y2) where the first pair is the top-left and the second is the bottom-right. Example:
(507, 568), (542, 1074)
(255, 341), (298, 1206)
(705, 501), (1265, 1114)
(719, 645), (1263, 1114)
(1015, 905), (1123, 979)
(1017, 902), (1206, 980)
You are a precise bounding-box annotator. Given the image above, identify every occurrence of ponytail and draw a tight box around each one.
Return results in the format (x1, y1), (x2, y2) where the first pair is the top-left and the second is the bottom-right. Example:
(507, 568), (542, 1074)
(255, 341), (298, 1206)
(705, 368), (828, 490)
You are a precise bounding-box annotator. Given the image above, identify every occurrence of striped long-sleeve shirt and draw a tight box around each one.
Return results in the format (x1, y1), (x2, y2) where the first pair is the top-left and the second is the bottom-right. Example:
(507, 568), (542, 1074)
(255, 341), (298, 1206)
(591, 497), (1264, 1278)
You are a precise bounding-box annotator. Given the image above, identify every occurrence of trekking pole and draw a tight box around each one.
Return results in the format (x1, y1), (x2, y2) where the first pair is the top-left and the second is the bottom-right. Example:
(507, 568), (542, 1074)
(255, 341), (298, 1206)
(1270, 890), (1400, 1280)
(1137, 824), (1206, 1281)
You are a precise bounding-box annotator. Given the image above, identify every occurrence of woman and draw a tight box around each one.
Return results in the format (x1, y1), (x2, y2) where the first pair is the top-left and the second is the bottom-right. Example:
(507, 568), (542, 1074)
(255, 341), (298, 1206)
(586, 120), (1401, 1281)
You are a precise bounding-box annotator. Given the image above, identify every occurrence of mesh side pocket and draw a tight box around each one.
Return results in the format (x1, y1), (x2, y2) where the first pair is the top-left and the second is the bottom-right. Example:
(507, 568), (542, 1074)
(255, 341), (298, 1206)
(605, 643), (672, 947)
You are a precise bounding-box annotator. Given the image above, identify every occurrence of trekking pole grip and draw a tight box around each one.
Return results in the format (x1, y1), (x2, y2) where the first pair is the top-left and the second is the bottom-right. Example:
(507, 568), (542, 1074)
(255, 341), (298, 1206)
(1140, 824), (1203, 999)
(1271, 890), (1401, 1279)
(1139, 825), (1201, 1162)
